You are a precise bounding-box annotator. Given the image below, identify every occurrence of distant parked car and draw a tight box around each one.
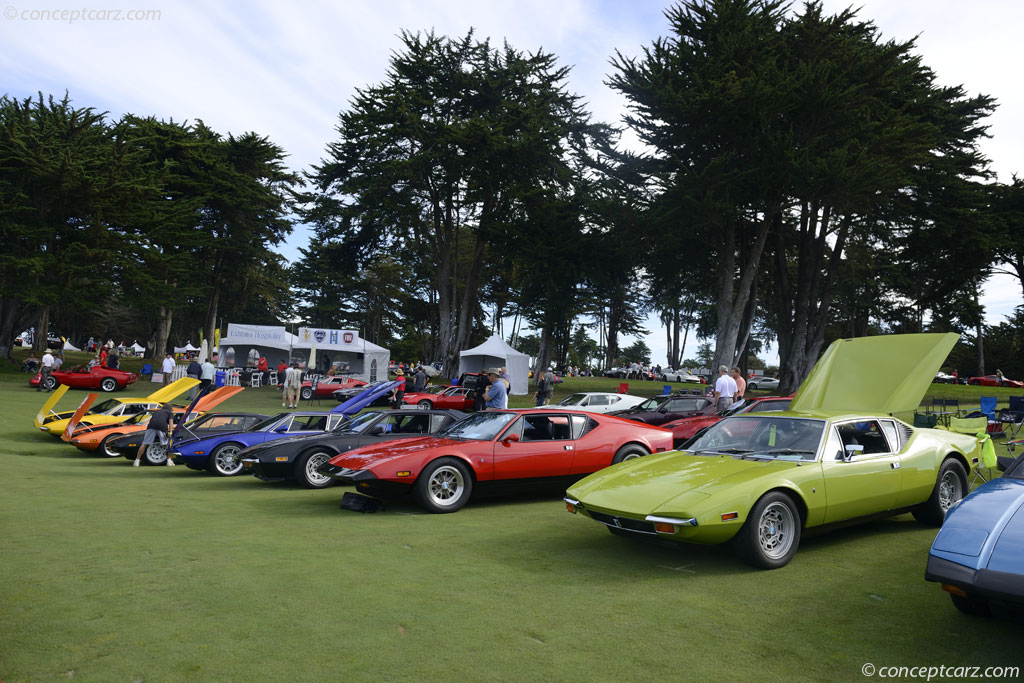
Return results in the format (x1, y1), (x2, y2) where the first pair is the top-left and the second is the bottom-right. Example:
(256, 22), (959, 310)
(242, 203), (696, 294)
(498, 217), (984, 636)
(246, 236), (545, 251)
(30, 364), (138, 392)
(556, 392), (647, 413)
(661, 368), (702, 383)
(747, 376), (780, 391)
(607, 393), (714, 427)
(933, 372), (956, 384)
(403, 385), (475, 410)
(661, 396), (793, 448)
(604, 367), (628, 379)
(968, 374), (1023, 388)
(299, 375), (366, 401)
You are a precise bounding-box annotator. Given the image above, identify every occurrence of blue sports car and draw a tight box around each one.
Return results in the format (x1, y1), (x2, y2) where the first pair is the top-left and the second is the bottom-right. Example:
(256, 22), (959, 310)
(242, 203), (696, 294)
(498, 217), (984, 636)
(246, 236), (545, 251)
(170, 381), (398, 476)
(926, 453), (1024, 616)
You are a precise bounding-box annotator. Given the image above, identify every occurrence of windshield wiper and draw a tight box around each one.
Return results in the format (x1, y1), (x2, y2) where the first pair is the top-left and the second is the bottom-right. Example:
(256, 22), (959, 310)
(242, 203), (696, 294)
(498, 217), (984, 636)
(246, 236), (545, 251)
(690, 448), (751, 455)
(752, 448), (816, 456)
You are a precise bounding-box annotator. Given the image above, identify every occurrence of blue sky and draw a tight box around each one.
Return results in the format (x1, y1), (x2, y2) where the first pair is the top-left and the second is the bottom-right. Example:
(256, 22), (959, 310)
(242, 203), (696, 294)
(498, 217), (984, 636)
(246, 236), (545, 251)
(2, 0), (1020, 365)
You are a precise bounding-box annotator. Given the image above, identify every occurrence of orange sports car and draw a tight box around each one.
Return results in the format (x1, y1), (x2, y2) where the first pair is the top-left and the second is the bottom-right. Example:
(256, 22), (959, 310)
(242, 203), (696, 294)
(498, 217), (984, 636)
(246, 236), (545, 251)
(67, 387), (244, 457)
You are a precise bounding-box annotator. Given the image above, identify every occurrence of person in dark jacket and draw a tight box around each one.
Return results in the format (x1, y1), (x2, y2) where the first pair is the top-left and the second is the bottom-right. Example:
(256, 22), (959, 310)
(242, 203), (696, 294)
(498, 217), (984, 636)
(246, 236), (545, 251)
(134, 405), (175, 467)
(473, 373), (490, 412)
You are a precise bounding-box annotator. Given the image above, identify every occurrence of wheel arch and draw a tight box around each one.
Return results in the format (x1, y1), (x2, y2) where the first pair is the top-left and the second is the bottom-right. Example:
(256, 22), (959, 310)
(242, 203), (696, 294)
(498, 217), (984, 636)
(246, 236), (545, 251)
(419, 453), (479, 483)
(619, 440), (652, 455)
(760, 486), (809, 526)
(943, 451), (971, 479)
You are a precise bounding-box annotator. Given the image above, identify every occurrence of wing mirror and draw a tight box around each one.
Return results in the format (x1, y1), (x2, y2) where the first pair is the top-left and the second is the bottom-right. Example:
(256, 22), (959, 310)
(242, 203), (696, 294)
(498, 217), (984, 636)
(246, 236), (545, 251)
(839, 444), (864, 462)
(501, 433), (520, 446)
(274, 424), (290, 433)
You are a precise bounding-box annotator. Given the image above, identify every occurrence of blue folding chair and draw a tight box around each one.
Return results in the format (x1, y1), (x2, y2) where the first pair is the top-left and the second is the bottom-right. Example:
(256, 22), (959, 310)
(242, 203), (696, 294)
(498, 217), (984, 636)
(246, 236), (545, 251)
(662, 385), (672, 395)
(979, 396), (997, 421)
(140, 363), (153, 377)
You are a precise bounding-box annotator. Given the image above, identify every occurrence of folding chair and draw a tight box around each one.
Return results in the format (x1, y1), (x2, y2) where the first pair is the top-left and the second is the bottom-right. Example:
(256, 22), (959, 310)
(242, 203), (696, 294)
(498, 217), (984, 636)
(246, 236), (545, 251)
(267, 371), (278, 387)
(249, 372), (263, 388)
(999, 396), (1024, 447)
(969, 431), (998, 488)
(945, 416), (987, 435)
(140, 363), (153, 377)
(616, 382), (629, 394)
(662, 385), (672, 395)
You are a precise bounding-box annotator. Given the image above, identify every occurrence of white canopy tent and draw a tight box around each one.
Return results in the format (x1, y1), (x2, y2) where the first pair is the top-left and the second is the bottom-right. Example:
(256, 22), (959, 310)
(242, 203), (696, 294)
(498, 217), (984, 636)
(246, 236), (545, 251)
(293, 328), (390, 383)
(130, 342), (146, 354)
(217, 324), (297, 369)
(63, 340), (81, 352)
(458, 335), (530, 395)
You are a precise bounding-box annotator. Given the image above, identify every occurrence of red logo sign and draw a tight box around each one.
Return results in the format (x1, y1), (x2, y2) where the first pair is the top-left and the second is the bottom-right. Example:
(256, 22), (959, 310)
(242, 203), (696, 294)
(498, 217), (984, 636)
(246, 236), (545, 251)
(343, 332), (354, 344)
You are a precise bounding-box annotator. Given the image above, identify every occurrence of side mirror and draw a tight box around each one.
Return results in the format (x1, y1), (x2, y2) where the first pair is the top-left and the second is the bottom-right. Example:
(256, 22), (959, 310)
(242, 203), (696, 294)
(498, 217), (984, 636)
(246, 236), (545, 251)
(274, 424), (290, 433)
(839, 444), (864, 462)
(501, 433), (520, 446)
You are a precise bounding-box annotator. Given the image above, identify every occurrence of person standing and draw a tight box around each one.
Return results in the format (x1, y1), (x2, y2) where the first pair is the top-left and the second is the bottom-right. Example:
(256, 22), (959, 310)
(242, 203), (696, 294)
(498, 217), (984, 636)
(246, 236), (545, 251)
(413, 365), (427, 394)
(712, 365), (738, 412)
(161, 353), (176, 385)
(107, 351), (119, 369)
(283, 362), (303, 408)
(390, 369), (407, 409)
(731, 367), (747, 403)
(134, 404), (175, 467)
(53, 353), (64, 372)
(38, 349), (55, 391)
(473, 372), (490, 412)
(98, 346), (108, 367)
(258, 356), (269, 372)
(199, 353), (217, 395)
(534, 370), (553, 407)
(484, 369), (508, 409)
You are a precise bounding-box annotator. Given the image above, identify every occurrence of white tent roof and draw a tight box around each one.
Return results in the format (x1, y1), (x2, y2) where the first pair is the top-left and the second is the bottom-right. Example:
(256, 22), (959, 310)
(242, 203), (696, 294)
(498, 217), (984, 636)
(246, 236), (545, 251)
(131, 342), (146, 352)
(184, 342), (199, 351)
(63, 340), (81, 352)
(458, 334), (530, 395)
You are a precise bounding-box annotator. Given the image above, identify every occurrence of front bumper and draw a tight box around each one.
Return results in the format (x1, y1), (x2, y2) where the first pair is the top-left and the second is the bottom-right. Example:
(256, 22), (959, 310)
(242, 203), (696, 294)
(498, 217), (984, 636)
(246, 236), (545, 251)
(925, 555), (1024, 606)
(241, 457), (292, 480)
(316, 463), (377, 484)
(564, 497), (698, 537)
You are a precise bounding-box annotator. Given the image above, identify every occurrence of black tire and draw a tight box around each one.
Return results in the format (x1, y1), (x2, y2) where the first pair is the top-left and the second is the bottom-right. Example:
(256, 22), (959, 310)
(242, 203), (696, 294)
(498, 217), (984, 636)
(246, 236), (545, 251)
(143, 442), (170, 466)
(294, 449), (335, 489)
(100, 433), (123, 458)
(969, 380), (980, 386)
(1001, 381), (1010, 388)
(731, 491), (802, 569)
(42, 376), (58, 391)
(913, 458), (968, 525)
(950, 593), (991, 616)
(300, 387), (313, 401)
(612, 444), (648, 464)
(413, 457), (473, 513)
(748, 383), (758, 391)
(418, 399), (433, 409)
(100, 377), (118, 392)
(207, 442), (245, 477)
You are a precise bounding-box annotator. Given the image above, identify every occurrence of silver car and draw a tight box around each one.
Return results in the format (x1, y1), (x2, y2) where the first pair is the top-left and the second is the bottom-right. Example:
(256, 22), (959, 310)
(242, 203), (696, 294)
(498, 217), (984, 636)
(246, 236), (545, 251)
(747, 375), (779, 391)
(661, 368), (702, 383)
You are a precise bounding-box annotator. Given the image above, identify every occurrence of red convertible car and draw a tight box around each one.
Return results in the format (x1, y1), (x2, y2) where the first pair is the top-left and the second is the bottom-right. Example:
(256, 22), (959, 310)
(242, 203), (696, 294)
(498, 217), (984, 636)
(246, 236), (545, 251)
(660, 396), (792, 448)
(319, 409), (674, 513)
(299, 375), (366, 401)
(402, 385), (475, 410)
(968, 374), (1023, 388)
(30, 364), (138, 392)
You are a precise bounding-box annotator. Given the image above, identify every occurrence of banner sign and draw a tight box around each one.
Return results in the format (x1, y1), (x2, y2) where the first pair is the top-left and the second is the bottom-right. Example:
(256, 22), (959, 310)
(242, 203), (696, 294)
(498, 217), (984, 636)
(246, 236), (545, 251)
(224, 324), (290, 345)
(296, 328), (363, 351)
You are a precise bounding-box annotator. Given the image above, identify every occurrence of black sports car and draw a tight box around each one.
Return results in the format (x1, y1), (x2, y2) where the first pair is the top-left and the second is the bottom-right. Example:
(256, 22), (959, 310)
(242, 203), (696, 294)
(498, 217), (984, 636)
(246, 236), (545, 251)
(332, 380), (395, 406)
(112, 412), (269, 465)
(606, 392), (713, 426)
(240, 409), (466, 488)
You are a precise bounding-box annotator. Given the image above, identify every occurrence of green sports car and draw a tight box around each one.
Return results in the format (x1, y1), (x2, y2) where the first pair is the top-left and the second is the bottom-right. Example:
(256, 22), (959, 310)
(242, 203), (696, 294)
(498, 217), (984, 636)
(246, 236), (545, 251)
(564, 333), (981, 569)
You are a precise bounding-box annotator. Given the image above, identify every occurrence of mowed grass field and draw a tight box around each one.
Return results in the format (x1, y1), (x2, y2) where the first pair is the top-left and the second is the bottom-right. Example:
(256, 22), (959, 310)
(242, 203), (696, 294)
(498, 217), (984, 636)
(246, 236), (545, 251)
(1, 359), (1021, 681)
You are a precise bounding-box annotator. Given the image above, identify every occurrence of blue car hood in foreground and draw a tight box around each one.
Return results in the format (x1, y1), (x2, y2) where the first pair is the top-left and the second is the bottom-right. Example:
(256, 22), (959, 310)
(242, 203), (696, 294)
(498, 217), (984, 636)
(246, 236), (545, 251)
(332, 381), (400, 415)
(930, 477), (1024, 573)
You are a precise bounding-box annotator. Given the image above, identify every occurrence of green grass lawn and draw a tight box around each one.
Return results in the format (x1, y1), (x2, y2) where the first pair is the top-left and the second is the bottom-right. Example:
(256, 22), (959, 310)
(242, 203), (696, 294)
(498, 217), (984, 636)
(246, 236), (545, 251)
(1, 358), (1021, 681)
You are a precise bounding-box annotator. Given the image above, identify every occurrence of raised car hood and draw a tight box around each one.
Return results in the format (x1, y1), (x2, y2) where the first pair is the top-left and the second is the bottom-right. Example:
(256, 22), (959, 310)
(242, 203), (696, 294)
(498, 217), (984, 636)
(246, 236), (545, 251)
(789, 332), (959, 415)
(331, 381), (399, 415)
(145, 377), (200, 403)
(194, 385), (244, 411)
(569, 451), (800, 516)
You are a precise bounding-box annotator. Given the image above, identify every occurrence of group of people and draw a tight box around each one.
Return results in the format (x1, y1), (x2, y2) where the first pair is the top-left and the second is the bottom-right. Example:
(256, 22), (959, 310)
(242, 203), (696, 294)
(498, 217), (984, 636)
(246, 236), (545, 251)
(712, 365), (748, 411)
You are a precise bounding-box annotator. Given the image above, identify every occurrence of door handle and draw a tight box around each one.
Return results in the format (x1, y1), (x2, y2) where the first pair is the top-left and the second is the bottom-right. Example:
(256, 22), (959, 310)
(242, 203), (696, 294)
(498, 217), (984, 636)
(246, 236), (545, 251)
(891, 462), (900, 469)
(564, 445), (573, 450)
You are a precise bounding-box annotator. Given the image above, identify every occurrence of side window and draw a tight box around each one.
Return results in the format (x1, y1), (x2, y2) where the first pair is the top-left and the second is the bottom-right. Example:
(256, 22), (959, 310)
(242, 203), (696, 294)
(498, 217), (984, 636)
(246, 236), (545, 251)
(203, 416), (233, 429)
(327, 415), (346, 430)
(396, 415), (429, 434)
(290, 415), (328, 432)
(879, 420), (901, 451)
(373, 415), (398, 433)
(570, 415), (588, 439)
(589, 395), (609, 406)
(430, 414), (451, 432)
(836, 420), (893, 456)
(664, 399), (697, 412)
(242, 416), (263, 429)
(521, 415), (572, 441)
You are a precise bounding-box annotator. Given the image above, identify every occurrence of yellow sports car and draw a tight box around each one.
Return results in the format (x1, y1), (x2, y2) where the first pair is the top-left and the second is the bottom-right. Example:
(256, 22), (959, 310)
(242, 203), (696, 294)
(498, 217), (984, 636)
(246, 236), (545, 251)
(34, 378), (199, 437)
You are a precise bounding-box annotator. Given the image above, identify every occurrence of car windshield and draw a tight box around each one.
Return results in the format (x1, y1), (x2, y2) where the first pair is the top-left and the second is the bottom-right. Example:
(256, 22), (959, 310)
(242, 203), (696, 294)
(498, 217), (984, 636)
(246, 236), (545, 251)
(687, 416), (825, 461)
(636, 396), (670, 411)
(252, 413), (289, 431)
(558, 394), (588, 406)
(333, 411), (381, 434)
(439, 412), (517, 440)
(91, 399), (120, 413)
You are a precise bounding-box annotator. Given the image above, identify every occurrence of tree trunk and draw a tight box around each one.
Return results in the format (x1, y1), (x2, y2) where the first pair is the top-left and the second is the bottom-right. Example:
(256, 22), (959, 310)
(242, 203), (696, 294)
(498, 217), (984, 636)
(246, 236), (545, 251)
(154, 306), (173, 359)
(0, 296), (35, 360)
(204, 286), (220, 360)
(34, 305), (50, 353)
(713, 213), (773, 373)
(974, 283), (985, 375)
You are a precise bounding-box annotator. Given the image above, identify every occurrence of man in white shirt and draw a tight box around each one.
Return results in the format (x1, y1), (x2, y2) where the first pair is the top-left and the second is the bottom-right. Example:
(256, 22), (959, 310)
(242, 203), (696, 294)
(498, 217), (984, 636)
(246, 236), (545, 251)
(199, 353), (217, 395)
(283, 362), (303, 408)
(712, 364), (737, 412)
(38, 349), (55, 392)
(161, 353), (176, 385)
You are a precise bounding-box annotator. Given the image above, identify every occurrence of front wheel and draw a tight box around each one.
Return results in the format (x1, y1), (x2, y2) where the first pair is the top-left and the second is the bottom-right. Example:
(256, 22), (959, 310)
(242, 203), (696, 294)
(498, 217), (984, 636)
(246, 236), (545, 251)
(951, 593), (991, 616)
(1001, 381), (1010, 388)
(100, 433), (123, 458)
(143, 442), (169, 466)
(414, 458), (473, 513)
(300, 387), (313, 401)
(731, 492), (801, 569)
(42, 376), (58, 391)
(913, 458), (967, 525)
(612, 444), (648, 464)
(294, 449), (335, 489)
(100, 377), (118, 392)
(748, 383), (758, 391)
(208, 442), (245, 476)
(417, 399), (433, 409)
(969, 380), (980, 386)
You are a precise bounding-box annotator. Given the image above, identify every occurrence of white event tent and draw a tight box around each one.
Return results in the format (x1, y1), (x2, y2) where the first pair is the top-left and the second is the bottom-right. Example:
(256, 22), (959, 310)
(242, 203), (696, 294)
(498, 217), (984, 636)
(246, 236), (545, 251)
(217, 324), (297, 369)
(292, 327), (390, 383)
(458, 334), (529, 395)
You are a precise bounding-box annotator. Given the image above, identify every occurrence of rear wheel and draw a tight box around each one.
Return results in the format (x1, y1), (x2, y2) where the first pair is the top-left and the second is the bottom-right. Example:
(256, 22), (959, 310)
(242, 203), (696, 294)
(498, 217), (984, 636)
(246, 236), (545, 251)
(143, 442), (169, 466)
(612, 444), (648, 464)
(100, 433), (123, 458)
(418, 399), (433, 409)
(969, 379), (980, 386)
(749, 383), (759, 391)
(208, 442), (244, 476)
(913, 458), (967, 525)
(294, 449), (335, 489)
(414, 458), (473, 513)
(100, 377), (118, 392)
(732, 492), (801, 569)
(1001, 381), (1010, 388)
(42, 376), (58, 391)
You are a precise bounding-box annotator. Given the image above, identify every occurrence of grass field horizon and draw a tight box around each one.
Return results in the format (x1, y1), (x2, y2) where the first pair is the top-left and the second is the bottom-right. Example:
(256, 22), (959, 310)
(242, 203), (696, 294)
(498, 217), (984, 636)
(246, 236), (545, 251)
(1, 358), (1020, 681)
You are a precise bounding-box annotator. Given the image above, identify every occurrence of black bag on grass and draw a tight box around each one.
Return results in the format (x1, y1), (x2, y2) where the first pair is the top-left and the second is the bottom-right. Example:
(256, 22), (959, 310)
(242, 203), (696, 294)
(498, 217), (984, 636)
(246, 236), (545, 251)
(339, 492), (385, 513)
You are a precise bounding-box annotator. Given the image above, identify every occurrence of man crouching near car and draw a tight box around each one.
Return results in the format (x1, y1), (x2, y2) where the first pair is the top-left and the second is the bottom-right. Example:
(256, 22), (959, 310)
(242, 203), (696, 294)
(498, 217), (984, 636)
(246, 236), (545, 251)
(134, 404), (175, 467)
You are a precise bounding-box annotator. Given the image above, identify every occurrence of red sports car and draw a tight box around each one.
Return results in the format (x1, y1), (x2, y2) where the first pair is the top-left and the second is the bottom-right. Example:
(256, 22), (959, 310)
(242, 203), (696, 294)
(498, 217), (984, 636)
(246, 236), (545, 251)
(402, 385), (475, 410)
(661, 396), (793, 448)
(299, 375), (366, 401)
(30, 364), (138, 392)
(319, 409), (674, 513)
(967, 374), (1023, 389)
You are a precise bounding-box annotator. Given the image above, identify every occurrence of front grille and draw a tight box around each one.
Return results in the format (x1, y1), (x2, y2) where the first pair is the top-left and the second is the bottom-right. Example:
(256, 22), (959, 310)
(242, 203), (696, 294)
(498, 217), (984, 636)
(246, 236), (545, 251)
(588, 510), (656, 534)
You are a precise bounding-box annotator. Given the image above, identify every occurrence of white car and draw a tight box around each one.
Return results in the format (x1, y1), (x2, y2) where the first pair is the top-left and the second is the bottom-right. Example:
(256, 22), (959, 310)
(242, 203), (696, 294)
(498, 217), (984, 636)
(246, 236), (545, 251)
(747, 375), (780, 391)
(662, 368), (702, 383)
(556, 392), (647, 413)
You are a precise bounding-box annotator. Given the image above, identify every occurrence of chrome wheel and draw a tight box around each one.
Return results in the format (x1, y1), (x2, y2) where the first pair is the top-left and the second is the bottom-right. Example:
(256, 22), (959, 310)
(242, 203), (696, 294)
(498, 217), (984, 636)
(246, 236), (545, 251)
(145, 443), (168, 465)
(303, 451), (332, 488)
(427, 465), (465, 507)
(212, 444), (243, 476)
(101, 435), (121, 458)
(938, 469), (963, 511)
(100, 377), (118, 392)
(757, 501), (796, 561)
